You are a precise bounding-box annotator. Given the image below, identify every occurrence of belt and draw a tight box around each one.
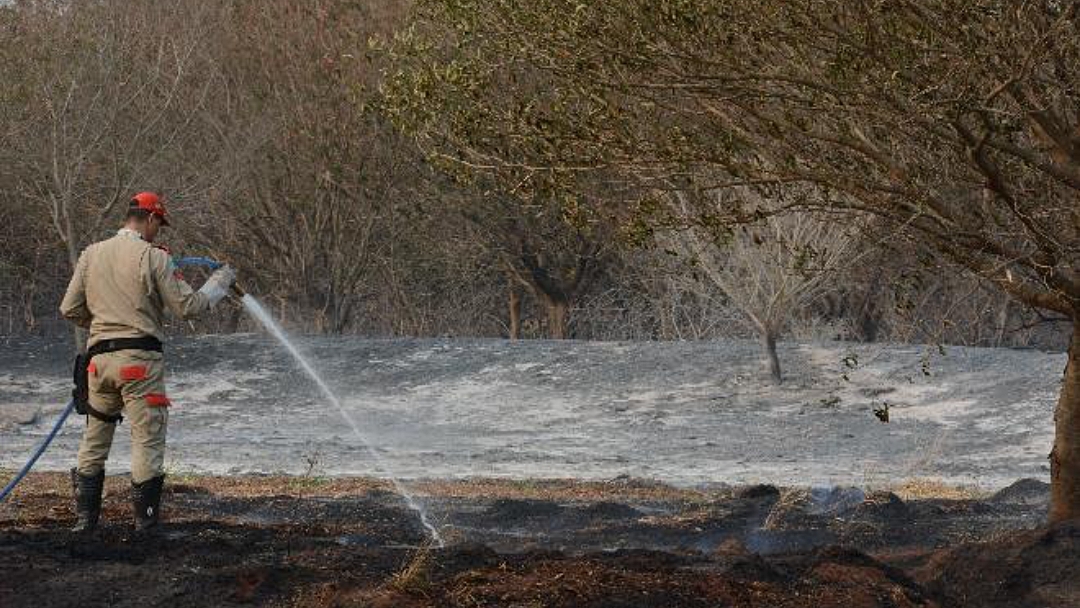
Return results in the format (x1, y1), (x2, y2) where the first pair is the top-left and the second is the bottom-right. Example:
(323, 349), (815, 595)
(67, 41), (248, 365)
(87, 336), (163, 359)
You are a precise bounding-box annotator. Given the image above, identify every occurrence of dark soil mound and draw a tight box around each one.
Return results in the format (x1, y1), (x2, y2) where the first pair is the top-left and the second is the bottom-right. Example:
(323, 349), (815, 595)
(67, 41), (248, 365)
(855, 491), (907, 517)
(918, 521), (1080, 608)
(990, 478), (1051, 506)
(484, 498), (566, 520)
(579, 501), (642, 520)
(737, 484), (781, 500)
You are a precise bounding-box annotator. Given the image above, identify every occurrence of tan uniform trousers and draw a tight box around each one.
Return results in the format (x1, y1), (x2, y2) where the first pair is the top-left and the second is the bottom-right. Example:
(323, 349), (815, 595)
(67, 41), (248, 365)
(76, 349), (170, 484)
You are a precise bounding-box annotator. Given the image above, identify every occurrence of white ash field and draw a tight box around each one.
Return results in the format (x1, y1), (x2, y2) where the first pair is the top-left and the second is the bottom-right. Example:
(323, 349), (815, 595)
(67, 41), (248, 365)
(0, 336), (1065, 491)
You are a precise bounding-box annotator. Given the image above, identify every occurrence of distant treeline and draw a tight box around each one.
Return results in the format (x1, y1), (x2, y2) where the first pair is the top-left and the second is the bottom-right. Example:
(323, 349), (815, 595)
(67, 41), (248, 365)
(0, 0), (1073, 362)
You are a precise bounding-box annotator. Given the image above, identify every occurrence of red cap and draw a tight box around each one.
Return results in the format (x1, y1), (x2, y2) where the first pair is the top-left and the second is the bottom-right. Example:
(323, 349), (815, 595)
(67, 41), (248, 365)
(130, 192), (170, 226)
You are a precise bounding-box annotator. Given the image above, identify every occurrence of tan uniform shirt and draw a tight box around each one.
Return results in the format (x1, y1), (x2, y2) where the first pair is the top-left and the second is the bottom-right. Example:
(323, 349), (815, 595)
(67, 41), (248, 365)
(60, 229), (211, 347)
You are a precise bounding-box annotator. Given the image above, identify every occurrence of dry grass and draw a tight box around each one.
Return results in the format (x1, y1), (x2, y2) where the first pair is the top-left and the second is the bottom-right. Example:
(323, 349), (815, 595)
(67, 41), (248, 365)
(762, 488), (810, 530)
(2, 472), (718, 529)
(413, 477), (710, 503)
(3, 471), (991, 512)
(889, 478), (988, 501)
(388, 541), (435, 596)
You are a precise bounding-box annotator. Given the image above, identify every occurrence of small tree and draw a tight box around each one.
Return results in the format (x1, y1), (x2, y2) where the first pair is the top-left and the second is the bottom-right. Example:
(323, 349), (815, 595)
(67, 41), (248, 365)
(455, 188), (611, 340)
(665, 188), (861, 383)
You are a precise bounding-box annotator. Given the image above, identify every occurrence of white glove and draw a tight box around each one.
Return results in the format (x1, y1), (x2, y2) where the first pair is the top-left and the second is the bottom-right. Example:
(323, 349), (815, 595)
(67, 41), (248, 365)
(199, 265), (237, 308)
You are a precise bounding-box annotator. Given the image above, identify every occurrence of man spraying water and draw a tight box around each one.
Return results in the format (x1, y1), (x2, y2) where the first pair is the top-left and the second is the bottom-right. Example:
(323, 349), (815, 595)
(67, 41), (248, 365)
(59, 192), (237, 533)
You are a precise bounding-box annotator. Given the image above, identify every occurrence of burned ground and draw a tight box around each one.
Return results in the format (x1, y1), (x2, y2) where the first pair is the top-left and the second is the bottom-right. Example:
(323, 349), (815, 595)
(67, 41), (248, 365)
(1, 473), (1077, 607)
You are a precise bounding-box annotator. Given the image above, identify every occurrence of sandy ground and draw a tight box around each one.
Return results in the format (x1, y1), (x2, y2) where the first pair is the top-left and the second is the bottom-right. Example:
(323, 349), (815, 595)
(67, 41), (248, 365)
(0, 336), (1066, 487)
(1, 472), (1076, 607)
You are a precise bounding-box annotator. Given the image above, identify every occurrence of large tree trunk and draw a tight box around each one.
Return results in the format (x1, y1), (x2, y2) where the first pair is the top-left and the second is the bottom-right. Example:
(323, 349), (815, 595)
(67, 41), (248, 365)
(1050, 321), (1080, 523)
(856, 290), (880, 343)
(508, 287), (522, 340)
(545, 297), (569, 339)
(762, 331), (782, 384)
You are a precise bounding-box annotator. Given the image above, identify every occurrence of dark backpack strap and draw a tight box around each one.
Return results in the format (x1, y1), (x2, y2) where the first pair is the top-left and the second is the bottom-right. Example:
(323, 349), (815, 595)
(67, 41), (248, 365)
(72, 354), (90, 416)
(85, 402), (123, 425)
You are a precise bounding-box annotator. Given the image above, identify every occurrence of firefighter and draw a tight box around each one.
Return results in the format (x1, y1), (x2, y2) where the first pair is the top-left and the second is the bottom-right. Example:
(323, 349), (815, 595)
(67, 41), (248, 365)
(60, 192), (236, 533)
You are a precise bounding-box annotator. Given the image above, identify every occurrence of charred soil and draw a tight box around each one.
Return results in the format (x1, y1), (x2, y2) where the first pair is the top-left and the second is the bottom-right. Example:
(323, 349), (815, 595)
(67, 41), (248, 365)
(1, 473), (1076, 607)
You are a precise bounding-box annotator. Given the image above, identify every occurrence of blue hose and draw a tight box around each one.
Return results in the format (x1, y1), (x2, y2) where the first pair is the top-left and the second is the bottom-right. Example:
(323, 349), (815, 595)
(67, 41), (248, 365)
(0, 399), (77, 503)
(175, 256), (223, 271)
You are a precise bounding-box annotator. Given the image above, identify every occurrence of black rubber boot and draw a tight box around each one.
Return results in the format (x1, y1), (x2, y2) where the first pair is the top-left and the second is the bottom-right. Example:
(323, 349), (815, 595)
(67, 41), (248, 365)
(71, 468), (104, 533)
(132, 474), (165, 532)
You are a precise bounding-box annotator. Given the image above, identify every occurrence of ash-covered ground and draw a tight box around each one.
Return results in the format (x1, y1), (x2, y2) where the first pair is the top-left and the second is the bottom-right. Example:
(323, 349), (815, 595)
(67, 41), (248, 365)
(0, 335), (1063, 488)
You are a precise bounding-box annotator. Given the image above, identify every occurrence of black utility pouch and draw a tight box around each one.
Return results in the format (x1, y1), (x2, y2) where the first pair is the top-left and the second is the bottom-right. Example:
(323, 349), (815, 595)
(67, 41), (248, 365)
(72, 354), (90, 416)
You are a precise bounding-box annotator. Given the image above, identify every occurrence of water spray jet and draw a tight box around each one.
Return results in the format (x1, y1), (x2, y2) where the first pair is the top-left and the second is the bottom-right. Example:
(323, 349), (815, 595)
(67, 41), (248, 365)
(238, 293), (444, 546)
(180, 255), (442, 544)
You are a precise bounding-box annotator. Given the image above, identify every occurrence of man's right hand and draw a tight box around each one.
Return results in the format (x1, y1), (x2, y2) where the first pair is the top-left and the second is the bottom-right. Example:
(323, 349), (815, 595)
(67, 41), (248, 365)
(199, 265), (237, 307)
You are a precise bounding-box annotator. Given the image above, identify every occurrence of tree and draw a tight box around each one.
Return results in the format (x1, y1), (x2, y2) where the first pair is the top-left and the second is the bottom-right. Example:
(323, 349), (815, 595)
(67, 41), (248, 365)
(665, 188), (862, 383)
(163, 0), (420, 334)
(3, 0), (220, 270)
(384, 0), (1080, 519)
(463, 191), (611, 339)
(377, 25), (616, 339)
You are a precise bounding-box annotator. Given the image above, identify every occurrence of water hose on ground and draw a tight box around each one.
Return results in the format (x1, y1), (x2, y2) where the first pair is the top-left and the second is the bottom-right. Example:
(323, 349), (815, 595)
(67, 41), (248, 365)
(0, 400), (76, 503)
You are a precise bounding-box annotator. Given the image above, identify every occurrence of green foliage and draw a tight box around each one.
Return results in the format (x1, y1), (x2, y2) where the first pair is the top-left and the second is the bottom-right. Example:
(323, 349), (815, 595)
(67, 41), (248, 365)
(381, 0), (1080, 318)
